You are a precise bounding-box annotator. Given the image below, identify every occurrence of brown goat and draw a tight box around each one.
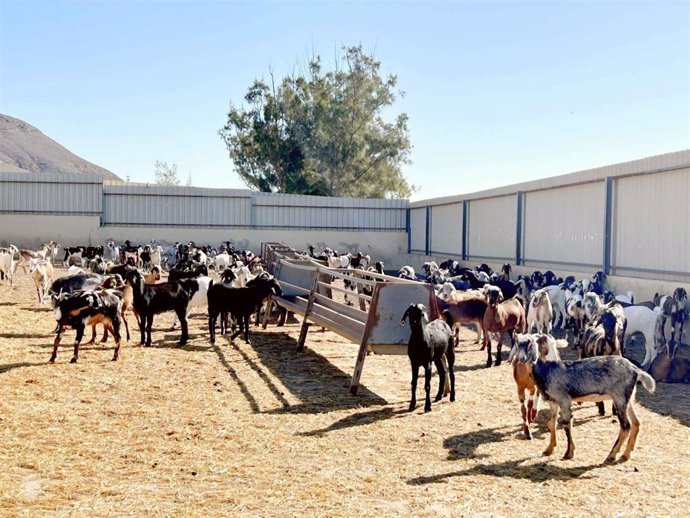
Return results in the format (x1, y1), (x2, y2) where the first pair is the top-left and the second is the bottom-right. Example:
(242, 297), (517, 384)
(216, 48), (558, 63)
(437, 296), (487, 346)
(482, 286), (526, 367)
(649, 340), (690, 384)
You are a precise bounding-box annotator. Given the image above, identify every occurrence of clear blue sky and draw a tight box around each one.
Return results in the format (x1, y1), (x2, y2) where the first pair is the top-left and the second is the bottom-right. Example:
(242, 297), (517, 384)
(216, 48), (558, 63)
(1, 0), (688, 200)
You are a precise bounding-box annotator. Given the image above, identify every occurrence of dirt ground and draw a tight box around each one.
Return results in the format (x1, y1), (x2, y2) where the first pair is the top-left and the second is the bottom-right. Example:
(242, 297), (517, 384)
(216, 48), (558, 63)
(1, 267), (689, 517)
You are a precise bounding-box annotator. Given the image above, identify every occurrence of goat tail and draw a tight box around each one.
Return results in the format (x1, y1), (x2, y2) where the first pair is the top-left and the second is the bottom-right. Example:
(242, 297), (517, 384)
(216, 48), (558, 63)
(554, 339), (568, 349)
(637, 369), (656, 394)
(441, 355), (451, 397)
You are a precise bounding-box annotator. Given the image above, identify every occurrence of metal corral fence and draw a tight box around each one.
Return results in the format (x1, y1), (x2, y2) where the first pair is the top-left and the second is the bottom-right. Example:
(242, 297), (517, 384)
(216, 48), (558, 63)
(408, 150), (690, 280)
(0, 174), (408, 232)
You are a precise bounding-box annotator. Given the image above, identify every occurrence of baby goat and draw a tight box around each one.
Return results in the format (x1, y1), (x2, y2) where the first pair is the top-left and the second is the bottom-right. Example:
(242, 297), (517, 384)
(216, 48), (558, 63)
(515, 335), (655, 462)
(401, 304), (456, 412)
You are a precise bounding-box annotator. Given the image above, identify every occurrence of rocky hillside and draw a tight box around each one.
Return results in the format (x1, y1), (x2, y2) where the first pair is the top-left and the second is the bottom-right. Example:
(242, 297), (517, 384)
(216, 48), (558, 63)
(0, 114), (121, 180)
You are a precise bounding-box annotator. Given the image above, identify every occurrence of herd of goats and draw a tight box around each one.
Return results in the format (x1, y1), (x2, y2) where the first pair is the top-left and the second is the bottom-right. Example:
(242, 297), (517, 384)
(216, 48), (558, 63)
(0, 239), (688, 463)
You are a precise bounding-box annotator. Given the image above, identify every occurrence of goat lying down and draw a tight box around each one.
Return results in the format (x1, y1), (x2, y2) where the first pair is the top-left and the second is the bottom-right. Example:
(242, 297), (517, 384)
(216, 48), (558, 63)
(512, 334), (655, 462)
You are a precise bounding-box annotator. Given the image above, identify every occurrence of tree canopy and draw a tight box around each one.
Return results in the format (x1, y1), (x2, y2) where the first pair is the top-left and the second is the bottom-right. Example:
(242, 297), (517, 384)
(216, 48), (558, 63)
(219, 46), (413, 198)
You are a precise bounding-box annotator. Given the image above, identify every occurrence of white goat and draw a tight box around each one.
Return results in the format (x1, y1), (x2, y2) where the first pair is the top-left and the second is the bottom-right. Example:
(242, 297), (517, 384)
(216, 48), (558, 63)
(29, 258), (54, 304)
(0, 247), (17, 284)
(544, 284), (567, 329)
(527, 288), (553, 334)
(624, 305), (664, 367)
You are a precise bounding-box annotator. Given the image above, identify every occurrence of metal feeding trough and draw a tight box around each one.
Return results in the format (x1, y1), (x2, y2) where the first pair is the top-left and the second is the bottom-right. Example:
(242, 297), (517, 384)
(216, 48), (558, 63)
(261, 242), (438, 394)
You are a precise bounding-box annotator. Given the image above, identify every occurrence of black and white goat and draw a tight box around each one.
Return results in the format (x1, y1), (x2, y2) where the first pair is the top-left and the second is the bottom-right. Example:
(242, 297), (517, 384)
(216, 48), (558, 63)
(126, 269), (193, 347)
(51, 289), (124, 363)
(401, 304), (455, 412)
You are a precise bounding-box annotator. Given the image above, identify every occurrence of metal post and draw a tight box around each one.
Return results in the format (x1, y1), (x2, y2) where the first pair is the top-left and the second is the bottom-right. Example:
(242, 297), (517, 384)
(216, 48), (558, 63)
(515, 191), (523, 265)
(603, 177), (614, 275)
(406, 208), (411, 253)
(461, 200), (468, 261)
(425, 205), (431, 256)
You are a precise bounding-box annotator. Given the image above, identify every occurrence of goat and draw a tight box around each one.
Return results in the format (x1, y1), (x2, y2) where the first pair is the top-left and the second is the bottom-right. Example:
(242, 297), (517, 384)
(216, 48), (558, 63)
(0, 247), (17, 285)
(144, 266), (161, 284)
(648, 340), (690, 384)
(543, 284), (568, 329)
(398, 265), (417, 281)
(565, 289), (586, 346)
(126, 269), (193, 346)
(29, 258), (54, 304)
(51, 289), (124, 363)
(526, 288), (553, 334)
(401, 304), (455, 412)
(500, 263), (512, 281)
(580, 311), (623, 415)
(482, 286), (527, 367)
(508, 333), (561, 439)
(168, 264), (208, 281)
(623, 305), (663, 367)
(615, 291), (635, 305)
(437, 296), (487, 345)
(171, 276), (212, 329)
(515, 334), (655, 462)
(654, 288), (688, 343)
(49, 273), (104, 304)
(207, 276), (282, 344)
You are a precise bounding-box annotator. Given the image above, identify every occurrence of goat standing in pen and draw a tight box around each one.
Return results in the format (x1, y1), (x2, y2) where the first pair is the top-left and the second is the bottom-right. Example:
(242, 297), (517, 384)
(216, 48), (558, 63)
(401, 304), (455, 412)
(512, 334), (655, 462)
(508, 333), (562, 439)
(482, 286), (526, 367)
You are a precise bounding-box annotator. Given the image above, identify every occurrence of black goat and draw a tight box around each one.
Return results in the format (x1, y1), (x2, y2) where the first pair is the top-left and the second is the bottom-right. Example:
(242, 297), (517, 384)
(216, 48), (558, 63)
(126, 269), (193, 347)
(168, 264), (208, 281)
(401, 304), (456, 412)
(207, 276), (282, 344)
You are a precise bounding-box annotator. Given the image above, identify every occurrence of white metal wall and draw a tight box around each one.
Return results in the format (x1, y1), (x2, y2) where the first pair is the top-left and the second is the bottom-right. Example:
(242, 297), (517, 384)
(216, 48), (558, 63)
(523, 181), (604, 266)
(430, 203), (463, 256)
(409, 207), (426, 251)
(467, 195), (516, 260)
(0, 172), (102, 214)
(103, 185), (252, 227)
(613, 167), (690, 274)
(253, 193), (406, 230)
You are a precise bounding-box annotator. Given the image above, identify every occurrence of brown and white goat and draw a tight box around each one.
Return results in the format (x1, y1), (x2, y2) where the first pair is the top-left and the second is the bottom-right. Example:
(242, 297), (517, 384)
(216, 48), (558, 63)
(508, 333), (562, 439)
(482, 286), (526, 367)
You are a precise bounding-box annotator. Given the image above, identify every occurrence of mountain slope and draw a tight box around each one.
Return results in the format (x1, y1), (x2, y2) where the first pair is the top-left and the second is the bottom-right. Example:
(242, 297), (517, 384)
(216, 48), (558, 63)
(0, 114), (121, 180)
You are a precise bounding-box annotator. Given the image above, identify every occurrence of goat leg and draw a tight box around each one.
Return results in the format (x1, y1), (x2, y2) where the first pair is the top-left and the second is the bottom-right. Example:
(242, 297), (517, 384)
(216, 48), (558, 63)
(423, 363), (433, 412)
(50, 327), (64, 363)
(70, 326), (84, 363)
(409, 365), (419, 411)
(543, 401), (558, 456)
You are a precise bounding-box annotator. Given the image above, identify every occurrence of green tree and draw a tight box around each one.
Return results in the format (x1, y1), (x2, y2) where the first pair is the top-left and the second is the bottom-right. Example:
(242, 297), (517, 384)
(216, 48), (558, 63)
(219, 46), (413, 198)
(154, 160), (180, 186)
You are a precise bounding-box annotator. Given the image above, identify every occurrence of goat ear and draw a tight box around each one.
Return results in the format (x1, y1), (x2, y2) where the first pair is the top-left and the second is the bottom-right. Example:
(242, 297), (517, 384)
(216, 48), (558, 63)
(507, 343), (518, 364)
(401, 305), (412, 326)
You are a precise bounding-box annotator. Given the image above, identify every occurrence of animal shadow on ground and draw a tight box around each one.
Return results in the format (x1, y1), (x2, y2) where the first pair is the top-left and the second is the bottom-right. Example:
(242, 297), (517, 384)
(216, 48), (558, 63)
(4, 332), (52, 339)
(0, 361), (44, 375)
(211, 329), (389, 416)
(0, 301), (17, 306)
(407, 426), (599, 485)
(22, 307), (53, 312)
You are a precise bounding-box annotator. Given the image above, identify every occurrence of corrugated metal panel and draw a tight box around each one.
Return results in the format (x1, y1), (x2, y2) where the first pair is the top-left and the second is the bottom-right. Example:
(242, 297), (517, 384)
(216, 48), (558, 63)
(410, 207), (426, 251)
(613, 168), (690, 274)
(102, 184), (252, 227)
(467, 195), (516, 260)
(430, 203), (463, 256)
(0, 172), (102, 214)
(523, 181), (604, 266)
(252, 192), (406, 230)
